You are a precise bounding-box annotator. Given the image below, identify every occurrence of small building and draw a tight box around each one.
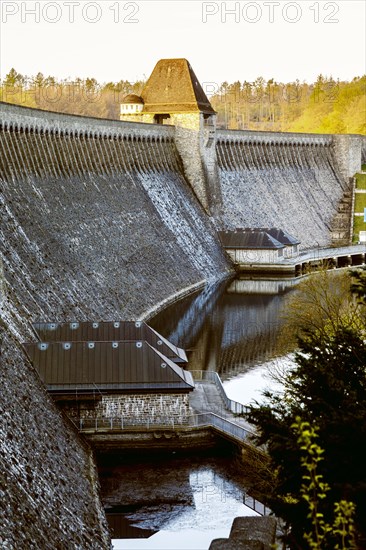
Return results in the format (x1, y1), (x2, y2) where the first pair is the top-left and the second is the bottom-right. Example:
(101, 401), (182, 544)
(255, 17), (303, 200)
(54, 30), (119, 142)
(119, 94), (144, 118)
(120, 58), (216, 129)
(32, 321), (188, 364)
(23, 340), (194, 426)
(119, 59), (218, 213)
(263, 228), (300, 258)
(218, 227), (300, 269)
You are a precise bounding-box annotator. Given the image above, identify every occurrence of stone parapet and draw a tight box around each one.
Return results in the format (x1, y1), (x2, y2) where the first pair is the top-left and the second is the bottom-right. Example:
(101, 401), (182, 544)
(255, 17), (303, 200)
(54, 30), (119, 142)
(209, 516), (277, 550)
(217, 128), (334, 146)
(0, 101), (174, 141)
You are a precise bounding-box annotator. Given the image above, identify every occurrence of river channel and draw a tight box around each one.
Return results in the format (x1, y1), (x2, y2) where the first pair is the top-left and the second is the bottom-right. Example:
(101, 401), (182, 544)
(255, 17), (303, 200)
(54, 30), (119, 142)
(99, 276), (299, 549)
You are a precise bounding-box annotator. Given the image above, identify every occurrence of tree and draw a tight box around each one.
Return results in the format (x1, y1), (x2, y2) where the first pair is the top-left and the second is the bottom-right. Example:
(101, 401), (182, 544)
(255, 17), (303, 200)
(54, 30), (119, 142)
(3, 68), (24, 87)
(293, 418), (357, 550)
(350, 266), (366, 306)
(277, 269), (365, 354)
(246, 269), (366, 548)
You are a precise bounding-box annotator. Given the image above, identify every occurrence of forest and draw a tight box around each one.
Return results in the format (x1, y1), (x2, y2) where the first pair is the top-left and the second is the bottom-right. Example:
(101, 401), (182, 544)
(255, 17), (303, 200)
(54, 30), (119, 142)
(1, 68), (365, 135)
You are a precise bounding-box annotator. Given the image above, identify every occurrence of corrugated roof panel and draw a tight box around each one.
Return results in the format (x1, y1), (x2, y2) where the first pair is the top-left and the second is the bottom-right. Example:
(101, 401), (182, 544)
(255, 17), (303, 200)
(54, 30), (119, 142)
(218, 229), (285, 249)
(264, 228), (300, 245)
(32, 321), (187, 363)
(23, 341), (193, 393)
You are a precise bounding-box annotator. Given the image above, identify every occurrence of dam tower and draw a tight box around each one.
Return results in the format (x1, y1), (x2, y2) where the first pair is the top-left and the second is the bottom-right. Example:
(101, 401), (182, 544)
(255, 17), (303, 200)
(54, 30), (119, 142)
(120, 58), (221, 215)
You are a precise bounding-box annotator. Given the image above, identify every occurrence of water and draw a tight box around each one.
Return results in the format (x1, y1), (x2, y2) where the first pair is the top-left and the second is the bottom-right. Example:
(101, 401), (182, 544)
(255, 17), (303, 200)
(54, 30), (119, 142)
(100, 276), (298, 549)
(100, 452), (260, 550)
(150, 276), (297, 378)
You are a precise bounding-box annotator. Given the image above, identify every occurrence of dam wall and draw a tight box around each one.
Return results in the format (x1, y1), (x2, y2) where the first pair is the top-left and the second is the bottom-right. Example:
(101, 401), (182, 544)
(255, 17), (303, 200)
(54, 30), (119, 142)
(1, 101), (363, 546)
(0, 102), (230, 326)
(0, 103), (230, 547)
(216, 129), (361, 248)
(361, 135), (366, 165)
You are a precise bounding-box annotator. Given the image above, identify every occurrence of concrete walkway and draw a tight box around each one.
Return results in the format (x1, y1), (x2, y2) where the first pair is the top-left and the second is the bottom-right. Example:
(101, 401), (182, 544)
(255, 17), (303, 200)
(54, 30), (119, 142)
(189, 380), (255, 434)
(286, 243), (366, 264)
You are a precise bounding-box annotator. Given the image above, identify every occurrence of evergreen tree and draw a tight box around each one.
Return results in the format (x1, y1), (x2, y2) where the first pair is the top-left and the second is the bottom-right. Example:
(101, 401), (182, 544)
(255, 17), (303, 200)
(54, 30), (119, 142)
(246, 271), (366, 548)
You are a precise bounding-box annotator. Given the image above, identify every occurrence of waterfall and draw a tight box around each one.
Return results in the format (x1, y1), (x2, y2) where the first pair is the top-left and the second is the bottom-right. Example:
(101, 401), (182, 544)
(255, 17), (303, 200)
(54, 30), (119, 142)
(1, 120), (229, 328)
(217, 138), (348, 248)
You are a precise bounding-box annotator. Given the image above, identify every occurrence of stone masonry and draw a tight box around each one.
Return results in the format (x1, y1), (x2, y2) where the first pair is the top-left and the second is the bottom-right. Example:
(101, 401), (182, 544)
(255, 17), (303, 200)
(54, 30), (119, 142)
(0, 101), (230, 548)
(95, 393), (191, 424)
(0, 97), (363, 547)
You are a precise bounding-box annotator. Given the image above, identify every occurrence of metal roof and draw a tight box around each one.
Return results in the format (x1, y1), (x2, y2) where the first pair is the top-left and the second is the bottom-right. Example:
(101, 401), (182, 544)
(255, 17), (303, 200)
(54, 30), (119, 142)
(32, 321), (187, 363)
(260, 228), (300, 246)
(23, 341), (194, 393)
(218, 229), (285, 250)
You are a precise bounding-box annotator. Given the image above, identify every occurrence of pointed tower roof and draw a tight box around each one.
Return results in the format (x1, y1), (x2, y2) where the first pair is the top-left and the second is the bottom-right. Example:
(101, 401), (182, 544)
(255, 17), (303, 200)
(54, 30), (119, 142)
(141, 58), (216, 115)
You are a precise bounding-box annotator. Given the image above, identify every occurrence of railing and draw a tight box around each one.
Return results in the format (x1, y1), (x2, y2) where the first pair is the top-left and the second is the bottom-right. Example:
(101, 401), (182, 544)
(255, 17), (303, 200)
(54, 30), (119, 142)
(79, 413), (255, 443)
(205, 413), (254, 441)
(190, 370), (251, 415)
(79, 416), (183, 431)
(243, 492), (272, 516)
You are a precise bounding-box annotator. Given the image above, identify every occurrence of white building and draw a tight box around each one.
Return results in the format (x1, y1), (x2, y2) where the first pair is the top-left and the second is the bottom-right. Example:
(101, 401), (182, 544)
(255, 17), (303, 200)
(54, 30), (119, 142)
(218, 228), (300, 266)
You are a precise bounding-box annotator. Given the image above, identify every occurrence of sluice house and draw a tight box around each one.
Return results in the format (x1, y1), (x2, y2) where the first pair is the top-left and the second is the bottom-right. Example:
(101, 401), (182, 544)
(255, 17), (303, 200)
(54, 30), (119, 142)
(24, 321), (194, 429)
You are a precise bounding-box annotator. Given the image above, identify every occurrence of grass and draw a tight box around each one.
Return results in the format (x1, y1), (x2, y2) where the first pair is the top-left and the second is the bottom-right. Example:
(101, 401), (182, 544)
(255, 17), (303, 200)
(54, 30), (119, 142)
(354, 193), (366, 211)
(362, 164), (366, 172)
(352, 170), (366, 242)
(352, 216), (366, 242)
(355, 172), (366, 189)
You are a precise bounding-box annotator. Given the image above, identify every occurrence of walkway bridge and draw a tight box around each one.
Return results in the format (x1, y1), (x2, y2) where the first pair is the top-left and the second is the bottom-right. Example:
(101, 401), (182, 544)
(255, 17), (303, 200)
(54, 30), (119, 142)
(236, 244), (366, 274)
(78, 371), (258, 451)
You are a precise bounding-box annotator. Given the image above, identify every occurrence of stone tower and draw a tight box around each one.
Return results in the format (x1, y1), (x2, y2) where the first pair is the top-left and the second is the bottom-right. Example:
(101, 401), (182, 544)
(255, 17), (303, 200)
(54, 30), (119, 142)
(120, 59), (221, 215)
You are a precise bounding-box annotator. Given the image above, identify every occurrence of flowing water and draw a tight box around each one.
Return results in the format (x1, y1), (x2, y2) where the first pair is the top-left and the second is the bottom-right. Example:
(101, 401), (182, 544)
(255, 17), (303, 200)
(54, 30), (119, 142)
(0, 126), (228, 336)
(217, 138), (348, 248)
(100, 276), (299, 549)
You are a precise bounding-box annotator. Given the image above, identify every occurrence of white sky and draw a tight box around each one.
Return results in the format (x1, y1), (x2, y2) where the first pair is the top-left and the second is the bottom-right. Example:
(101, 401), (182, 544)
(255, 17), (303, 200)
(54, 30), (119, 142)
(0, 0), (365, 89)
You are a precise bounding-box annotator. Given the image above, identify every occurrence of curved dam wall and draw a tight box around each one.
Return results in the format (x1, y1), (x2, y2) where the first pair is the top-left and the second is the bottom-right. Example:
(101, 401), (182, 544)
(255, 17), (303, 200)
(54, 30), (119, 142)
(0, 102), (229, 324)
(216, 129), (359, 248)
(0, 103), (230, 547)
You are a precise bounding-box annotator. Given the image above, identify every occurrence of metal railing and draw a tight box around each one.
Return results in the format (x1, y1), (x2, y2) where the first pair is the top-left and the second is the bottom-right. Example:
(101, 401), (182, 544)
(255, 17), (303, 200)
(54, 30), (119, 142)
(243, 492), (272, 516)
(190, 370), (251, 416)
(79, 412), (255, 442)
(205, 413), (254, 441)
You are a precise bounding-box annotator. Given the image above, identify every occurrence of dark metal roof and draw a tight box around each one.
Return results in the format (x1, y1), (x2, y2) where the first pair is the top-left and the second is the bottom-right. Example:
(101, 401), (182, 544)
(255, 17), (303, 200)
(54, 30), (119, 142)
(122, 94), (144, 104)
(32, 321), (187, 363)
(140, 59), (216, 115)
(260, 228), (300, 246)
(23, 341), (194, 393)
(218, 229), (285, 250)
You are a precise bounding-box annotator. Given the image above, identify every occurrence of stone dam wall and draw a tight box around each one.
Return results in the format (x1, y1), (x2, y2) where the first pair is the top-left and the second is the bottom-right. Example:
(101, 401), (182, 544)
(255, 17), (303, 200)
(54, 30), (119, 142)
(216, 129), (362, 248)
(0, 103), (230, 547)
(0, 102), (363, 546)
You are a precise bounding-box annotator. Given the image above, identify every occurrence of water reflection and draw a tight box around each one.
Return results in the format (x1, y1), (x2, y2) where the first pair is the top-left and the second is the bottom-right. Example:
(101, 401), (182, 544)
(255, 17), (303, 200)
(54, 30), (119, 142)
(150, 276), (298, 379)
(103, 276), (299, 549)
(99, 452), (259, 550)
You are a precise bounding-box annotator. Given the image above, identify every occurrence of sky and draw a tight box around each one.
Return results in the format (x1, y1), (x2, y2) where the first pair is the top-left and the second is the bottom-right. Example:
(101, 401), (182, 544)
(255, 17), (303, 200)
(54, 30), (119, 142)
(0, 0), (365, 91)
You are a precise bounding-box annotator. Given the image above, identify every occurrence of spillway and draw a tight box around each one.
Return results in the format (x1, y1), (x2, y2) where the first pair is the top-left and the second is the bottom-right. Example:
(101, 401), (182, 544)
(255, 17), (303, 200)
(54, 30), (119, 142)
(216, 132), (351, 248)
(0, 113), (229, 333)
